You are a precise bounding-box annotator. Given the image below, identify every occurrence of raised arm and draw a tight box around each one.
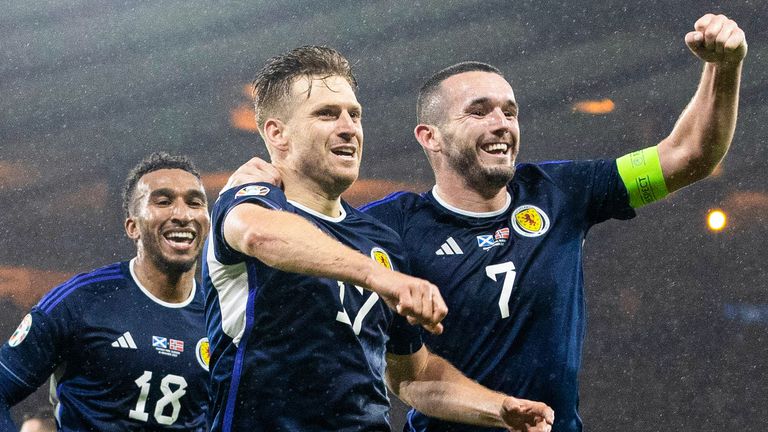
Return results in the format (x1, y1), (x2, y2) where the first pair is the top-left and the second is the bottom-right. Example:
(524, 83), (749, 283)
(223, 203), (447, 334)
(659, 13), (747, 192)
(386, 347), (554, 431)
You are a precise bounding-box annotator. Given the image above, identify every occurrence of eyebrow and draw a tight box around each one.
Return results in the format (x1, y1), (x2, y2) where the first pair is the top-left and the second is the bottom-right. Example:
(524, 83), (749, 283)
(465, 97), (518, 110)
(149, 188), (207, 202)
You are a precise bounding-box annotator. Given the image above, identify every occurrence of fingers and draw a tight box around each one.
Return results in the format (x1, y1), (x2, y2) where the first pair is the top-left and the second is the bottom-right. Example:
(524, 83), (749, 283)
(223, 157), (282, 193)
(394, 278), (446, 335)
(687, 14), (747, 64)
(501, 397), (554, 432)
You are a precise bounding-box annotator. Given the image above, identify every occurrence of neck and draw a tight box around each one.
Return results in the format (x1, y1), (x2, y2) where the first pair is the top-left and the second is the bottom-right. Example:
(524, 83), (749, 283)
(279, 167), (345, 218)
(132, 254), (195, 303)
(434, 169), (509, 213)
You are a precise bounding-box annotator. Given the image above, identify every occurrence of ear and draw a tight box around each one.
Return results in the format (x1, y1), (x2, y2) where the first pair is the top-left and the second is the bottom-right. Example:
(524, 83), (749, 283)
(124, 216), (140, 241)
(263, 118), (289, 153)
(414, 124), (442, 154)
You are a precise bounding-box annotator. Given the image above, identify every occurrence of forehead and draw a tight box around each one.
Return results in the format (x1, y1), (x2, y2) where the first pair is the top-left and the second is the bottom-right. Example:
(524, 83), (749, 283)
(440, 71), (515, 108)
(135, 169), (204, 195)
(289, 74), (360, 110)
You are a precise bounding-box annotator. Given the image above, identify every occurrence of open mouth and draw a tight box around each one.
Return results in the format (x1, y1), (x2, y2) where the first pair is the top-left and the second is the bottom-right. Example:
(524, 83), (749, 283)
(163, 230), (196, 250)
(331, 145), (357, 159)
(480, 142), (511, 156)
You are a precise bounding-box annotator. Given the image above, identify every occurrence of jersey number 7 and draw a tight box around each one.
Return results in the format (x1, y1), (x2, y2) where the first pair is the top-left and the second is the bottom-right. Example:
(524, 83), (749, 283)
(485, 261), (516, 319)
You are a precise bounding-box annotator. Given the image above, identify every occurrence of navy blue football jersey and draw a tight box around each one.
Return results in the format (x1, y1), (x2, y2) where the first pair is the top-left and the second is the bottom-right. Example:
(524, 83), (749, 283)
(203, 183), (422, 432)
(0, 261), (210, 432)
(361, 160), (635, 432)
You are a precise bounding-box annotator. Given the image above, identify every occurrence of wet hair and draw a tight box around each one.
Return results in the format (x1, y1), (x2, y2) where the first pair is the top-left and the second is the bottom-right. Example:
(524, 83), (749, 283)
(121, 152), (202, 218)
(417, 61), (504, 125)
(252, 45), (357, 132)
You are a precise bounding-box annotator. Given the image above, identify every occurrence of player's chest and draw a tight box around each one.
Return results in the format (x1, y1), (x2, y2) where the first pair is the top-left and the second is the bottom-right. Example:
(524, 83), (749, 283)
(404, 206), (581, 314)
(73, 305), (210, 379)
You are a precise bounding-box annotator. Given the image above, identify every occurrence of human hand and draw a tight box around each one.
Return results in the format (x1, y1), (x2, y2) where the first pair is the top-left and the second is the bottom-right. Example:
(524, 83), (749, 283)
(685, 14), (747, 66)
(367, 267), (447, 335)
(221, 157), (282, 194)
(500, 397), (554, 432)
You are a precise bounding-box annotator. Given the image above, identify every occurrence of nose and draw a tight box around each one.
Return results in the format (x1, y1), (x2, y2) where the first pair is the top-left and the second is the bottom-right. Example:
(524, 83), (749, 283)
(336, 110), (358, 141)
(170, 200), (193, 224)
(488, 107), (514, 136)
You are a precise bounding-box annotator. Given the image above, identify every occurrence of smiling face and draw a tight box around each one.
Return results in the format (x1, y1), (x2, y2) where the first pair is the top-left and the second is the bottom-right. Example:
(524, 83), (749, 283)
(276, 74), (363, 197)
(433, 71), (520, 191)
(125, 168), (210, 274)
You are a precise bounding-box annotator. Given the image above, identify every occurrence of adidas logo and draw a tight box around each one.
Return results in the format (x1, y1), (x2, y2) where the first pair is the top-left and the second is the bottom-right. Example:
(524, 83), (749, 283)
(111, 331), (137, 349)
(435, 237), (463, 255)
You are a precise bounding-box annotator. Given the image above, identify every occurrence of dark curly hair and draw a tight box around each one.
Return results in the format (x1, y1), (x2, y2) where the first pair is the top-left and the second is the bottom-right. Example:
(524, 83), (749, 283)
(121, 152), (202, 218)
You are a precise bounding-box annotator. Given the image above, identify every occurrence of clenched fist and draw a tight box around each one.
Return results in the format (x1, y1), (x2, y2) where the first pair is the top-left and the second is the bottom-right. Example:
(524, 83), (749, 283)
(685, 14), (747, 66)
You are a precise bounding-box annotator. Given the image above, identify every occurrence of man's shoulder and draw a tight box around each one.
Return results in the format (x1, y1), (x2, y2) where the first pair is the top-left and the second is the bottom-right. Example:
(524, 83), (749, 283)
(36, 261), (131, 315)
(359, 191), (426, 213)
(345, 203), (403, 241)
(514, 159), (614, 185)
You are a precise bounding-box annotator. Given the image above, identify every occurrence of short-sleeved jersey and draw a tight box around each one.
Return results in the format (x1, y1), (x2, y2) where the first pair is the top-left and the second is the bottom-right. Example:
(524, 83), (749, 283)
(0, 260), (210, 431)
(203, 183), (422, 432)
(361, 160), (635, 432)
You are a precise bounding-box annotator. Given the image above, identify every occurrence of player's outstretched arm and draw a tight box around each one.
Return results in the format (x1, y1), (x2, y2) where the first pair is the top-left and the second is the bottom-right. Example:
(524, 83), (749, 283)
(224, 204), (446, 334)
(386, 347), (554, 431)
(658, 13), (747, 192)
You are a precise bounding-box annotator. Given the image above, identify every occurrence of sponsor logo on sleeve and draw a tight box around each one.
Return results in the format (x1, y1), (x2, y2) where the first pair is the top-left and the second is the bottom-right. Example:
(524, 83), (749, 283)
(235, 185), (270, 198)
(196, 338), (210, 371)
(511, 205), (550, 237)
(8, 314), (32, 347)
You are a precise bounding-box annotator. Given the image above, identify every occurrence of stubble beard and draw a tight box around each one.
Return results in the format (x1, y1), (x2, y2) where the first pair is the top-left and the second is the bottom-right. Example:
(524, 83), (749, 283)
(140, 228), (197, 276)
(445, 141), (515, 195)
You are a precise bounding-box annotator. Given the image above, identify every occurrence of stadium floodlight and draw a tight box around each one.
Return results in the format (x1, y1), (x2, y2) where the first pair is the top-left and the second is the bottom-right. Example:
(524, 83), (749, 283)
(707, 209), (727, 232)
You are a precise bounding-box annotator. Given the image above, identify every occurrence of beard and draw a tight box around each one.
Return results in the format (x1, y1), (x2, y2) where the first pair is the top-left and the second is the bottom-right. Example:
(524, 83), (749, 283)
(445, 140), (515, 193)
(139, 228), (198, 275)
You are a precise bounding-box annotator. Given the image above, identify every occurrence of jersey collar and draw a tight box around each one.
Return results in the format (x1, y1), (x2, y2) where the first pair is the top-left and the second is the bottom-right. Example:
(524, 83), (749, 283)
(288, 199), (347, 223)
(431, 185), (511, 218)
(129, 258), (196, 308)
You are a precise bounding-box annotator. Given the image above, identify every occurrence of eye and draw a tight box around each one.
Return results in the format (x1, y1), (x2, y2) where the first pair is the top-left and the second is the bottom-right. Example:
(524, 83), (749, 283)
(188, 198), (206, 208)
(467, 106), (487, 117)
(316, 109), (337, 119)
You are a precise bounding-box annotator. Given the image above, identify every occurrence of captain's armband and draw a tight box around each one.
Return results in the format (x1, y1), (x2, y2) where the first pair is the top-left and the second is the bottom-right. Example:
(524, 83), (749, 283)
(616, 146), (669, 208)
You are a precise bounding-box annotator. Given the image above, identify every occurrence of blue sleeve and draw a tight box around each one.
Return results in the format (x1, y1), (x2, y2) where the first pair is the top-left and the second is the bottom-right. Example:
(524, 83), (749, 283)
(582, 159), (636, 225)
(211, 182), (290, 265)
(0, 307), (72, 430)
(358, 192), (410, 236)
(386, 313), (423, 356)
(536, 160), (635, 227)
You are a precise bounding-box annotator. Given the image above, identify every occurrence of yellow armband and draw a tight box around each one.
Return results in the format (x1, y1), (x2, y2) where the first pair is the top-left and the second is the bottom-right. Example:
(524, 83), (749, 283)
(616, 146), (669, 208)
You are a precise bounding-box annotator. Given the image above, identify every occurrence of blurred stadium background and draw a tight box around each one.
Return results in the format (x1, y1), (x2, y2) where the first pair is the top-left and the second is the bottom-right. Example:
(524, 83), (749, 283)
(1, 1), (766, 430)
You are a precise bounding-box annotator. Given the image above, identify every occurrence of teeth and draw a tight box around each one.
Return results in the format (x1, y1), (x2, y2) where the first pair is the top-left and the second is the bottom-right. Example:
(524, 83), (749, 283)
(166, 232), (194, 240)
(482, 143), (509, 153)
(333, 147), (355, 156)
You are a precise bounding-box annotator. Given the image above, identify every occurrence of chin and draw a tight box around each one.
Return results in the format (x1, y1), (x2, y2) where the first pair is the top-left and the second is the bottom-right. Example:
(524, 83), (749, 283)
(154, 254), (197, 275)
